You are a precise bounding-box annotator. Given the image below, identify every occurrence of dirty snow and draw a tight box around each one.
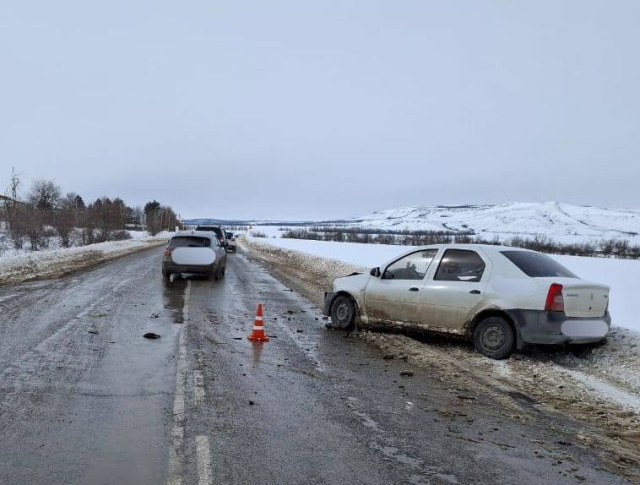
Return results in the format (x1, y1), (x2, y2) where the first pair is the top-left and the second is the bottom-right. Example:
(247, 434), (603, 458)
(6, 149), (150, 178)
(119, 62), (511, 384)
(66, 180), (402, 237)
(0, 232), (170, 285)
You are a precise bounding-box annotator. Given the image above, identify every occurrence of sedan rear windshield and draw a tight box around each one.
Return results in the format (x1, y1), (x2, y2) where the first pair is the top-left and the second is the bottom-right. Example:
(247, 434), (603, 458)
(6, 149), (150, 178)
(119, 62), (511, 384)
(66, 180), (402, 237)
(500, 251), (577, 278)
(168, 236), (212, 248)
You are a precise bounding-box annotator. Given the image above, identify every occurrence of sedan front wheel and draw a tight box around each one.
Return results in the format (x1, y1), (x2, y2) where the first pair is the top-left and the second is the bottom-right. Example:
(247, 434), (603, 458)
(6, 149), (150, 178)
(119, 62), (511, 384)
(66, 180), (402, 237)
(330, 295), (356, 330)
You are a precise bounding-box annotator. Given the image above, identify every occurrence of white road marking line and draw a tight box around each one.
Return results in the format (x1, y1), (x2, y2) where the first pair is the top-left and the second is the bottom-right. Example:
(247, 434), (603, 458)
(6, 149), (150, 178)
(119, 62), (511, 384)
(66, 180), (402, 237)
(183, 279), (191, 322)
(196, 435), (213, 485)
(167, 280), (191, 485)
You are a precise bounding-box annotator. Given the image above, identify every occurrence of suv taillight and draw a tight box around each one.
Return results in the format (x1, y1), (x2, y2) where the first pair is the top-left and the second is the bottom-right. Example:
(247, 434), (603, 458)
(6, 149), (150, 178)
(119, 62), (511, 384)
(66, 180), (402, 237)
(164, 248), (173, 257)
(545, 283), (564, 312)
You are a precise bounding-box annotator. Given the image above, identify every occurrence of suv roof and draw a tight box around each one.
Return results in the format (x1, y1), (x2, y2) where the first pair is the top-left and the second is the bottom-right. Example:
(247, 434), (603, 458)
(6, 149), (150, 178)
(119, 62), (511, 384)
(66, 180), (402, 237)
(195, 225), (227, 245)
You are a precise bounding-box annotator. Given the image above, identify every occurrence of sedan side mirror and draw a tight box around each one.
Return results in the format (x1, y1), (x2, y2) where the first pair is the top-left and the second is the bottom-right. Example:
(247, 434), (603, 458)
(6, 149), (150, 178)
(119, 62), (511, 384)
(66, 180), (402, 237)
(370, 267), (381, 277)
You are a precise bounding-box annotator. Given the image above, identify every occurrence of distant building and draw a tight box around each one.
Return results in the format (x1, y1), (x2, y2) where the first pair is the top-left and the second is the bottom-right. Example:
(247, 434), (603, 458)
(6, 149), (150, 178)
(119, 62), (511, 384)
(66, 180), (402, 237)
(0, 194), (22, 209)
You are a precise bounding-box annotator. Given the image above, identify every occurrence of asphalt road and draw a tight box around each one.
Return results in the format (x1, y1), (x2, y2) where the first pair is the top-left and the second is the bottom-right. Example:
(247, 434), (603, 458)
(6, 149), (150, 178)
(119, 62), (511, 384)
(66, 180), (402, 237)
(0, 247), (628, 485)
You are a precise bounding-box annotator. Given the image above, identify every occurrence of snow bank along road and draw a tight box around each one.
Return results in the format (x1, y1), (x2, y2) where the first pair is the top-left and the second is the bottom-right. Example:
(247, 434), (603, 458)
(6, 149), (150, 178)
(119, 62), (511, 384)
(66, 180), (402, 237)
(0, 243), (638, 484)
(243, 237), (640, 483)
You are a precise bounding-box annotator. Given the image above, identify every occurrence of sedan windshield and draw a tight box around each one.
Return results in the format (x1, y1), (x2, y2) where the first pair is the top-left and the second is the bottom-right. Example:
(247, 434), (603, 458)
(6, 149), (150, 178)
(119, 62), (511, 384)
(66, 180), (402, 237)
(500, 250), (577, 278)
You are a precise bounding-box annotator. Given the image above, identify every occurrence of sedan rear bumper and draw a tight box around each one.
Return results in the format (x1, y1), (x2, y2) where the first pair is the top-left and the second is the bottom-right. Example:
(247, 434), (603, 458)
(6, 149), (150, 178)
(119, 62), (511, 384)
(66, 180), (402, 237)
(506, 309), (612, 345)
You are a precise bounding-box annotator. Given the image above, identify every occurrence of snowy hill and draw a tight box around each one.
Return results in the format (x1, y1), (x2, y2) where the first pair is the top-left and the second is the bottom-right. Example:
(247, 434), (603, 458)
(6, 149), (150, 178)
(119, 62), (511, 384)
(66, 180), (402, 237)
(337, 202), (640, 244)
(184, 202), (640, 245)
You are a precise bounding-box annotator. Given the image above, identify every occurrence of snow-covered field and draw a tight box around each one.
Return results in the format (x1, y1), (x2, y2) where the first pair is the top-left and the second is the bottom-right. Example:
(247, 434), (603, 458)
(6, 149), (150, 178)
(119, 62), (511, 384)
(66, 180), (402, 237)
(249, 225), (640, 333)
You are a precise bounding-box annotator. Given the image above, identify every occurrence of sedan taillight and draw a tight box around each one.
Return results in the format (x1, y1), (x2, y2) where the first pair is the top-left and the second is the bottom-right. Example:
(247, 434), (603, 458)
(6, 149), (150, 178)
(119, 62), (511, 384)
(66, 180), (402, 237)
(545, 283), (564, 312)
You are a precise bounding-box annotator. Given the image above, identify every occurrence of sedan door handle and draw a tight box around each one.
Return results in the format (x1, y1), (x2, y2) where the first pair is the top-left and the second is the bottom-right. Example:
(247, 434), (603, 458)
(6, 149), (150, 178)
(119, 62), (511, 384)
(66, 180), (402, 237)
(469, 289), (481, 295)
(409, 287), (420, 292)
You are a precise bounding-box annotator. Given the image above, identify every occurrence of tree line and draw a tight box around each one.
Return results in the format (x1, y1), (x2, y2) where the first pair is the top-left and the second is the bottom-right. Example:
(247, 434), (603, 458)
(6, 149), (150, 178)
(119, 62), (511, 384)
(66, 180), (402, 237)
(1, 169), (181, 251)
(280, 227), (640, 259)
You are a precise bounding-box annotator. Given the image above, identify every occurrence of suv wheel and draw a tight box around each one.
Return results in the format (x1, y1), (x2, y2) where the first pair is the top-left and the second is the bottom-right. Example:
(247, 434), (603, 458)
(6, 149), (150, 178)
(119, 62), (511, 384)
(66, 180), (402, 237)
(330, 295), (356, 330)
(473, 316), (515, 360)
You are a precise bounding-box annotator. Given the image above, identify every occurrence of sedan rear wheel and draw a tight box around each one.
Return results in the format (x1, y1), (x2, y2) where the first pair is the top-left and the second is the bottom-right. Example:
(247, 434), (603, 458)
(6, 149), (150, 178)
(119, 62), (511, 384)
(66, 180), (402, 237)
(473, 316), (515, 360)
(330, 295), (356, 330)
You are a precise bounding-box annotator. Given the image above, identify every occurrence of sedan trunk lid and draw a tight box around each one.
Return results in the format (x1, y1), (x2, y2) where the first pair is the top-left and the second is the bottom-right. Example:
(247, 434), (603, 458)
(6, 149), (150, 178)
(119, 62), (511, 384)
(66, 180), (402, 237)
(562, 283), (609, 318)
(541, 278), (610, 318)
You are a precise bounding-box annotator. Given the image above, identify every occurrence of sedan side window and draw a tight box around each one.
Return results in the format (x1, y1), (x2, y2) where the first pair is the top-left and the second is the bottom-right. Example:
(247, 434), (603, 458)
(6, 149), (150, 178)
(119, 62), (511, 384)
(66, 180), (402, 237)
(434, 249), (485, 282)
(384, 249), (438, 280)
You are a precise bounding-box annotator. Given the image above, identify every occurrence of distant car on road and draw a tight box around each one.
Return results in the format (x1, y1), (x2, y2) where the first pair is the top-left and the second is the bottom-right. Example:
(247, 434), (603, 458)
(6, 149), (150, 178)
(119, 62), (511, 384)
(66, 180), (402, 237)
(225, 231), (237, 252)
(323, 244), (611, 359)
(195, 225), (227, 249)
(162, 231), (227, 280)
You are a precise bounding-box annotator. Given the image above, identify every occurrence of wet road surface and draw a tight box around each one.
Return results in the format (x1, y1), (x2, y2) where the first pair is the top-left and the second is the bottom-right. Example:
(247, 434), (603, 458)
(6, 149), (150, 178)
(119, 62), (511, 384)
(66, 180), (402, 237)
(0, 247), (629, 484)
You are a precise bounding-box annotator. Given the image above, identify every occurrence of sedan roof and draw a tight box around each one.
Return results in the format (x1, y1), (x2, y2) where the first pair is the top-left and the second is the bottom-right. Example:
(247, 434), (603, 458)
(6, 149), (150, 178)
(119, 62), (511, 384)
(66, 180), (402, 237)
(409, 243), (532, 253)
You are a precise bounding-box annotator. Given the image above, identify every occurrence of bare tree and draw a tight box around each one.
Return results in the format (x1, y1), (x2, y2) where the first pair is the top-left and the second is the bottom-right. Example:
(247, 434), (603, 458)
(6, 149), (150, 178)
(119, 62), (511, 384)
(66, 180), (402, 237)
(133, 206), (144, 229)
(4, 168), (27, 247)
(3, 167), (21, 223)
(24, 205), (46, 250)
(53, 207), (76, 248)
(28, 179), (62, 228)
(6, 203), (28, 249)
(29, 179), (62, 211)
(8, 167), (21, 201)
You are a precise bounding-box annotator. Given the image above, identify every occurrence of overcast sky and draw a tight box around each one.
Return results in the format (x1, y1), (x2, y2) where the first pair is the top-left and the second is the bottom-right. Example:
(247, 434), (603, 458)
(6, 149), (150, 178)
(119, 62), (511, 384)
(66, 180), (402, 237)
(1, 1), (638, 220)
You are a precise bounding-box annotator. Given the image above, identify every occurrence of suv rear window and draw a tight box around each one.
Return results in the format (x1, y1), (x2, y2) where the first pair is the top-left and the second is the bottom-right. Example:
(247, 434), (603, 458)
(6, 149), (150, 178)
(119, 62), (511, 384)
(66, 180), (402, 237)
(500, 251), (577, 278)
(168, 236), (212, 248)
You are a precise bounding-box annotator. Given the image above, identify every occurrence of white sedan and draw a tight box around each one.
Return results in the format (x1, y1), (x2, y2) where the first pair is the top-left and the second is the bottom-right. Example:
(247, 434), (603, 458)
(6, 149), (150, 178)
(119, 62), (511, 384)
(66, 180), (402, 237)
(322, 244), (611, 359)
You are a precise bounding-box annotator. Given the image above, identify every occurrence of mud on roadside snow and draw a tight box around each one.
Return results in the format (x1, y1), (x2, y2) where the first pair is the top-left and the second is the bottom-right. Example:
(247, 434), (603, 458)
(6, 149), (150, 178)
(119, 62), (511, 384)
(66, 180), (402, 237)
(243, 237), (640, 482)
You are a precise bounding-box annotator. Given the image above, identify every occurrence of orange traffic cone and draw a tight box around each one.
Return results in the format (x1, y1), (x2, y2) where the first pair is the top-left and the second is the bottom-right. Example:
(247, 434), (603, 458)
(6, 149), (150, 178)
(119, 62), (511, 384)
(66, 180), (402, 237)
(248, 303), (270, 342)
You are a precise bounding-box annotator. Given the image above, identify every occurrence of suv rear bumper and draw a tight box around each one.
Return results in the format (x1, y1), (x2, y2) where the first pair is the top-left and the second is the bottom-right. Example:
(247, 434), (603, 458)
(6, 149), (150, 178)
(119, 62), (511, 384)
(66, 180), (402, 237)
(506, 309), (611, 345)
(162, 262), (217, 275)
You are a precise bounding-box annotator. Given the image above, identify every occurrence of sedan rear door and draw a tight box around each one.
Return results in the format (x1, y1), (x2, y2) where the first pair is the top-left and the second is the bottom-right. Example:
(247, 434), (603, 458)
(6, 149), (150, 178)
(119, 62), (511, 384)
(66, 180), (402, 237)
(419, 249), (491, 330)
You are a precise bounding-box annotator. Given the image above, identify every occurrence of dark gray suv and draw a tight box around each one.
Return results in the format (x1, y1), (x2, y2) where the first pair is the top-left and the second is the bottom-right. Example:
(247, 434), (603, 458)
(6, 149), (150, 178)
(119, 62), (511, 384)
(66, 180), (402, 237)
(195, 225), (227, 249)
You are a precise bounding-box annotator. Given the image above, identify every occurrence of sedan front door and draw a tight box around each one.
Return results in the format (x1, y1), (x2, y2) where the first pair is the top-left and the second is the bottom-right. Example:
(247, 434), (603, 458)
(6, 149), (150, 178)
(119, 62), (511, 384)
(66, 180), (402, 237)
(364, 249), (438, 324)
